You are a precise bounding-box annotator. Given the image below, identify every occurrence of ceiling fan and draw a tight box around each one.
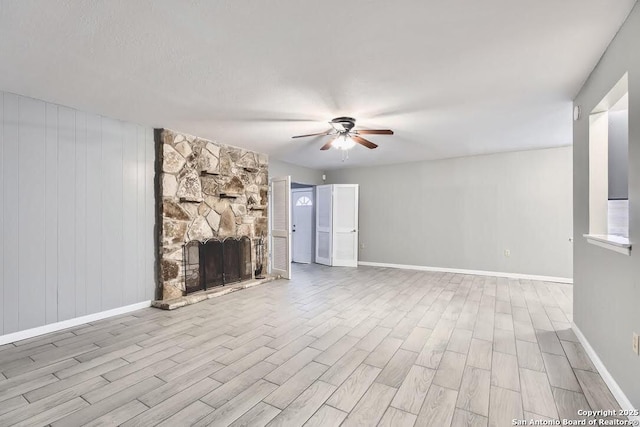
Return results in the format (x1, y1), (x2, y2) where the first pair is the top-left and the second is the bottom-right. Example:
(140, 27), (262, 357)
(292, 117), (394, 151)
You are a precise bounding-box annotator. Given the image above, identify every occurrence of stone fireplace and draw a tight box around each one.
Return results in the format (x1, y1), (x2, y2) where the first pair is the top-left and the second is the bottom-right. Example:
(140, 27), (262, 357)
(156, 129), (268, 300)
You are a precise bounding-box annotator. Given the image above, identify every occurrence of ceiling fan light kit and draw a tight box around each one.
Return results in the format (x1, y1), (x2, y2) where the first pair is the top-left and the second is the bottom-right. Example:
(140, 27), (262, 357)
(333, 134), (356, 150)
(291, 117), (394, 158)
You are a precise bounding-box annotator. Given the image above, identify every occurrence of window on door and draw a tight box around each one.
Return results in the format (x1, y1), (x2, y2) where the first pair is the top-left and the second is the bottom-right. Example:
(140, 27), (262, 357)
(295, 196), (313, 206)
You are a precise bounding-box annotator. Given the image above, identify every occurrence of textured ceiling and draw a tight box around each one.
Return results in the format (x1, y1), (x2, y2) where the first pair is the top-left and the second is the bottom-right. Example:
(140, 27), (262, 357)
(0, 0), (635, 170)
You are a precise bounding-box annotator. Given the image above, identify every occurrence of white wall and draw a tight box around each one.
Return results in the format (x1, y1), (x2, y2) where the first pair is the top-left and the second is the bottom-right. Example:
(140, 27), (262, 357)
(327, 146), (573, 279)
(0, 91), (155, 337)
(269, 158), (324, 185)
(573, 2), (640, 407)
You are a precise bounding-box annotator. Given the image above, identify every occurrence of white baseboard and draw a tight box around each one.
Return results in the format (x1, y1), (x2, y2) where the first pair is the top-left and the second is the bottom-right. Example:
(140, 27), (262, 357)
(0, 300), (152, 346)
(357, 261), (573, 284)
(572, 323), (639, 424)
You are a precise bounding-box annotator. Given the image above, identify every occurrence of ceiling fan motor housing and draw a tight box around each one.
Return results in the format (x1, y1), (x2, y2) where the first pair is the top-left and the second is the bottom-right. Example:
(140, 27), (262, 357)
(331, 116), (356, 132)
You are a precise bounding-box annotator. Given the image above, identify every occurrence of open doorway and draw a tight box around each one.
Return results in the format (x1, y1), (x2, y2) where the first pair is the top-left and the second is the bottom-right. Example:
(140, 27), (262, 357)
(587, 72), (629, 246)
(268, 177), (316, 279)
(291, 183), (315, 264)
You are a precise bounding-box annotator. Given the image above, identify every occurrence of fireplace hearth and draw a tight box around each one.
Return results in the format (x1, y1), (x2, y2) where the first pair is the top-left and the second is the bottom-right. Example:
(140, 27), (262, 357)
(183, 236), (252, 294)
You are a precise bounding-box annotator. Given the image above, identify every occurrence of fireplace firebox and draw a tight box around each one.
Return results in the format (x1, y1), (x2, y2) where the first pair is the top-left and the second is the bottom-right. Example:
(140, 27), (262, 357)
(183, 236), (252, 294)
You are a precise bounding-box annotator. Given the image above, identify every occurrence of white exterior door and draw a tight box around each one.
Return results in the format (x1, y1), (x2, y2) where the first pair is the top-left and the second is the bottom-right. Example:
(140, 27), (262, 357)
(270, 176), (291, 279)
(332, 184), (359, 267)
(315, 184), (332, 266)
(292, 188), (314, 264)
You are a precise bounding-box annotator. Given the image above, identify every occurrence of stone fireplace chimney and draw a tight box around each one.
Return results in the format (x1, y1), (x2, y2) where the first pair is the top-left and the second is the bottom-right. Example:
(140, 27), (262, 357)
(156, 129), (269, 300)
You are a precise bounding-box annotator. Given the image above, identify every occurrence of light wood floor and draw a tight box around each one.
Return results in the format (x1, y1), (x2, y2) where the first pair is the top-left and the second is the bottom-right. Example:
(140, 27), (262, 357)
(0, 264), (622, 426)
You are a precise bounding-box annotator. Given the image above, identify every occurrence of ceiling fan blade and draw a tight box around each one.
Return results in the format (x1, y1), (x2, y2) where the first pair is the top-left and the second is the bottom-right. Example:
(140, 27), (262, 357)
(352, 136), (378, 149)
(292, 130), (333, 139)
(355, 129), (394, 135)
(320, 137), (336, 151)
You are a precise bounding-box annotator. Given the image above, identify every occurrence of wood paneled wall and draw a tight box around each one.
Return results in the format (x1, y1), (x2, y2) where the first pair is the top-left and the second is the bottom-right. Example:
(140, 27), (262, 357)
(0, 91), (155, 336)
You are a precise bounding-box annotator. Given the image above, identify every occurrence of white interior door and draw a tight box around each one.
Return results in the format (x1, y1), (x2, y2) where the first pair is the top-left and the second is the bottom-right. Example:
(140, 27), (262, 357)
(270, 176), (291, 279)
(315, 184), (332, 266)
(332, 184), (359, 267)
(292, 188), (314, 264)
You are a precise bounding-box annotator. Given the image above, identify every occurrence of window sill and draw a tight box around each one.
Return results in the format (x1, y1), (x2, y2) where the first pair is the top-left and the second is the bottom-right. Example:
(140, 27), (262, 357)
(583, 234), (631, 255)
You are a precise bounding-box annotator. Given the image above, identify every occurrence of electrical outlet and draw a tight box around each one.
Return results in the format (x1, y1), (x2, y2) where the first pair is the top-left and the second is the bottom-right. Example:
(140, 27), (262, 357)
(504, 249), (511, 257)
(633, 333), (639, 355)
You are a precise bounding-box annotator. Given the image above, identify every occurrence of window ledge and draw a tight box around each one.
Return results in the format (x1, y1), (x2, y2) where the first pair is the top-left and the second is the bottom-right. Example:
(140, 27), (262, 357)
(583, 234), (631, 255)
